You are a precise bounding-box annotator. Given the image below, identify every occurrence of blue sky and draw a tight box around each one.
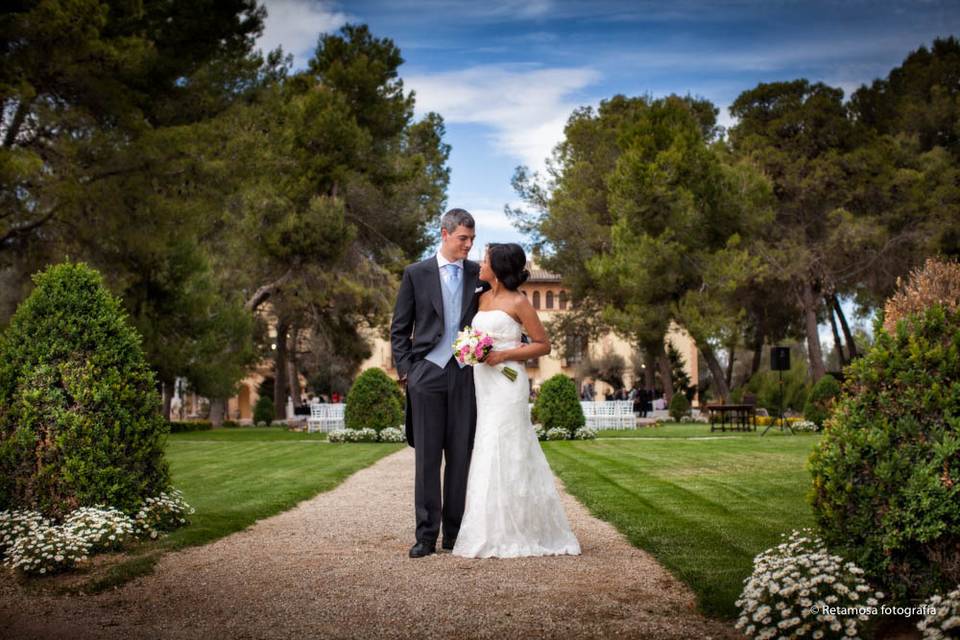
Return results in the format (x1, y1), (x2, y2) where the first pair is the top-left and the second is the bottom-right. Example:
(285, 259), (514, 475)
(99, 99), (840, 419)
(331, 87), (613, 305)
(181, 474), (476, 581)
(257, 0), (960, 261)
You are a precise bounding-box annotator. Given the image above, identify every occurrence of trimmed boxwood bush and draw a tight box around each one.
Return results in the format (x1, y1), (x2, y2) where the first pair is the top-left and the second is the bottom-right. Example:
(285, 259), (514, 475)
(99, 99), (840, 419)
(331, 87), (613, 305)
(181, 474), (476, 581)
(533, 374), (585, 435)
(802, 374), (840, 429)
(809, 304), (960, 602)
(253, 395), (274, 426)
(668, 392), (690, 422)
(344, 368), (403, 433)
(0, 262), (170, 518)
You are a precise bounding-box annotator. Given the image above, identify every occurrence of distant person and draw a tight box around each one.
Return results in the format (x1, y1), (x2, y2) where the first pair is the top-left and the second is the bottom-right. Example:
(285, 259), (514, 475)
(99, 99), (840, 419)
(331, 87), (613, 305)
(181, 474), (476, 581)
(581, 381), (595, 401)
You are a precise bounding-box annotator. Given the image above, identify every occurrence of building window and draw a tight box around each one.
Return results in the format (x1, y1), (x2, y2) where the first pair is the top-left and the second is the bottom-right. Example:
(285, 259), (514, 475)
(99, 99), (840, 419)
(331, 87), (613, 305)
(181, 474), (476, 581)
(533, 291), (540, 309)
(559, 291), (567, 310)
(546, 291), (554, 309)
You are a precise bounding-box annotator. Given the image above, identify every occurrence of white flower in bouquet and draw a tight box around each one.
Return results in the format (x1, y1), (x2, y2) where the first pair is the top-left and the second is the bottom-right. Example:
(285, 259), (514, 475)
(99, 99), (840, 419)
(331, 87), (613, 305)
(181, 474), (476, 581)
(453, 326), (517, 381)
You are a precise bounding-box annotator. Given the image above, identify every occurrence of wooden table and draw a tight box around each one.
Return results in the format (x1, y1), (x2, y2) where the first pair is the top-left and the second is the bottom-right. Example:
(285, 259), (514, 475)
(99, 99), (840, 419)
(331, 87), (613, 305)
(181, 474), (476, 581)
(705, 404), (756, 432)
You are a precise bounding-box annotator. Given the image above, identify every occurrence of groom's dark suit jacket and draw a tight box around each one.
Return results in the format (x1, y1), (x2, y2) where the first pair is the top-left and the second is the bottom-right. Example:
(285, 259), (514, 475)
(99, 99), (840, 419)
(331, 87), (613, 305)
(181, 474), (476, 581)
(390, 257), (488, 447)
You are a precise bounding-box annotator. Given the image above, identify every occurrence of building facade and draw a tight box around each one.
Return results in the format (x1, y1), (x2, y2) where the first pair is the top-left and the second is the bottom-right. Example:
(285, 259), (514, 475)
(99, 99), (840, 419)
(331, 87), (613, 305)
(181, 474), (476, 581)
(224, 263), (700, 422)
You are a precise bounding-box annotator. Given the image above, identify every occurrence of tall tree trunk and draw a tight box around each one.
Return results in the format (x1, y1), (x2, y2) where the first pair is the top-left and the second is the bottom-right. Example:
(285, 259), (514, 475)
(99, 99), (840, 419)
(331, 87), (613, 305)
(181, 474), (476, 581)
(700, 342), (731, 403)
(161, 380), (173, 420)
(208, 398), (225, 427)
(725, 343), (736, 389)
(643, 350), (656, 390)
(751, 343), (763, 377)
(799, 280), (827, 381)
(656, 349), (673, 404)
(832, 294), (859, 360)
(750, 322), (765, 377)
(273, 317), (289, 420)
(826, 295), (847, 367)
(287, 327), (302, 409)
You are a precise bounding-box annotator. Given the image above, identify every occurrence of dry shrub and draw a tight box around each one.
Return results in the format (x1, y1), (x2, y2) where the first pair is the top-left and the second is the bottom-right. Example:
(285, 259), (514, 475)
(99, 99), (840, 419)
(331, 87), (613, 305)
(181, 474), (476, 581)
(884, 257), (960, 333)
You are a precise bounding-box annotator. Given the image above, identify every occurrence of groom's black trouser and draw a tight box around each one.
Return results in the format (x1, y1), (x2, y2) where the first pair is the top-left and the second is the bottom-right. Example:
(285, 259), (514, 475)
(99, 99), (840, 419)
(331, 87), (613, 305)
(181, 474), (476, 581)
(406, 356), (476, 544)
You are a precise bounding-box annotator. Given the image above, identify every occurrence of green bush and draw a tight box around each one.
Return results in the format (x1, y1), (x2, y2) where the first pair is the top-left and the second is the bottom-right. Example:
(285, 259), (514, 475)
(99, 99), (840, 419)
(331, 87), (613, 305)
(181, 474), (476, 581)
(0, 262), (170, 518)
(253, 396), (274, 426)
(802, 374), (841, 428)
(809, 305), (960, 601)
(344, 368), (403, 432)
(168, 421), (213, 433)
(743, 352), (810, 414)
(533, 374), (585, 435)
(668, 392), (691, 421)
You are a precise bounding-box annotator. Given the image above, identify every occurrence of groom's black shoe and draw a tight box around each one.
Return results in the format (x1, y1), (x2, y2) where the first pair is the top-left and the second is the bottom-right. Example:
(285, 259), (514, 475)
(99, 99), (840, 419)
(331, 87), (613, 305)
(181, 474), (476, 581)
(440, 538), (456, 552)
(408, 541), (435, 558)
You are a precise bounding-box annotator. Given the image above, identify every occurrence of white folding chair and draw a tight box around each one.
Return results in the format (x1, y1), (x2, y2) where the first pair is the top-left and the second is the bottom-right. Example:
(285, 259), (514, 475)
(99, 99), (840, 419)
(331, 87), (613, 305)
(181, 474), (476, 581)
(321, 404), (345, 432)
(307, 402), (323, 433)
(581, 401), (598, 429)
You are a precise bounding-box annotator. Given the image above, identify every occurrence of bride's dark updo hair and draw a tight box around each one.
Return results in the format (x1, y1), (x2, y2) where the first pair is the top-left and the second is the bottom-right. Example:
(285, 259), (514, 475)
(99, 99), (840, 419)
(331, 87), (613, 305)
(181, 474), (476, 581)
(487, 243), (530, 291)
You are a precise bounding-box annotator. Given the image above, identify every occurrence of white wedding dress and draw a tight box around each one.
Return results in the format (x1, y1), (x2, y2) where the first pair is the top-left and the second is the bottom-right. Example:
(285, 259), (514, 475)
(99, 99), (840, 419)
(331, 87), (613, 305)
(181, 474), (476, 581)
(452, 309), (581, 558)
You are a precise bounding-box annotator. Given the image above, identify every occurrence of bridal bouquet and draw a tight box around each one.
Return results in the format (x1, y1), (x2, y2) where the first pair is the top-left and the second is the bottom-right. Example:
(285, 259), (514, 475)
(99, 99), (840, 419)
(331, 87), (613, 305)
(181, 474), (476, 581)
(453, 327), (518, 381)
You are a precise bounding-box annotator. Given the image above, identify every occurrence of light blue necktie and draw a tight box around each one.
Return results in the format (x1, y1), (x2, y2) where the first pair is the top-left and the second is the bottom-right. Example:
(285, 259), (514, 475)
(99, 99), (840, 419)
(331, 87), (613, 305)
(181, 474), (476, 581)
(426, 262), (465, 368)
(443, 263), (461, 294)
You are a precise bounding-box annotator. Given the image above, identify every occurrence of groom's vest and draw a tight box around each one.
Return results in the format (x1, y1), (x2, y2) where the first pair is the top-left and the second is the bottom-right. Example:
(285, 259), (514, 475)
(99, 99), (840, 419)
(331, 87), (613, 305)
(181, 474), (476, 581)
(425, 264), (463, 368)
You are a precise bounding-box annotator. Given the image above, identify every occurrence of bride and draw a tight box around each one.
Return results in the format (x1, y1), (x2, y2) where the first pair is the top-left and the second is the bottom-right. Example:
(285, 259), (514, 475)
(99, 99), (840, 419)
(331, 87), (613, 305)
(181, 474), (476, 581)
(452, 243), (581, 559)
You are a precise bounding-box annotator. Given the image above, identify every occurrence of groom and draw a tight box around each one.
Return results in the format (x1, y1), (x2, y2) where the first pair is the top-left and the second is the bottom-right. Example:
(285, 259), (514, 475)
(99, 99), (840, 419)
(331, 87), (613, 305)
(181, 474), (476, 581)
(391, 208), (486, 558)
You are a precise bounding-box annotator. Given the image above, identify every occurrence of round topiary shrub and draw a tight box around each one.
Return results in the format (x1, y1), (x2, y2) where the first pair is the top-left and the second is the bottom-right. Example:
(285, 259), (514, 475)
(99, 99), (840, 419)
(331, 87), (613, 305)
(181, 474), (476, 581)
(0, 262), (170, 518)
(668, 392), (690, 422)
(533, 374), (585, 435)
(802, 373), (841, 429)
(253, 395), (274, 426)
(809, 304), (960, 602)
(344, 368), (403, 433)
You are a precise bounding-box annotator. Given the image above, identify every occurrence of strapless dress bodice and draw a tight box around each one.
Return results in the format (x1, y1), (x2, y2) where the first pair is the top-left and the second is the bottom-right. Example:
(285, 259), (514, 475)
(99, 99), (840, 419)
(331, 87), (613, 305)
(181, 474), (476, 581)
(471, 309), (522, 351)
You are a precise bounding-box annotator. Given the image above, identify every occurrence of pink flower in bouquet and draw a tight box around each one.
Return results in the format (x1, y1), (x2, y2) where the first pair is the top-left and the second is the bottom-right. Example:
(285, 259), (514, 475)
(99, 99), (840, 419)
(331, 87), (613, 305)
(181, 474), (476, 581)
(452, 326), (517, 381)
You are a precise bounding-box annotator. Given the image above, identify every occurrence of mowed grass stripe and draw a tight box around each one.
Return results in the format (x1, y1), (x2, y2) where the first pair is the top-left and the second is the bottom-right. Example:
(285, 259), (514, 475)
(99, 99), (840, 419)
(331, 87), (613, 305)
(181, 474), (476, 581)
(163, 439), (403, 549)
(73, 432), (402, 593)
(541, 436), (819, 618)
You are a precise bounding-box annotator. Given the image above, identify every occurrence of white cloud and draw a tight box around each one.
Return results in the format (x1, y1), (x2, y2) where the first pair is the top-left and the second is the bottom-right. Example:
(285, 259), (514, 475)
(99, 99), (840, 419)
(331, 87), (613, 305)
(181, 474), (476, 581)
(382, 0), (553, 20)
(616, 33), (926, 76)
(257, 0), (350, 69)
(406, 64), (601, 170)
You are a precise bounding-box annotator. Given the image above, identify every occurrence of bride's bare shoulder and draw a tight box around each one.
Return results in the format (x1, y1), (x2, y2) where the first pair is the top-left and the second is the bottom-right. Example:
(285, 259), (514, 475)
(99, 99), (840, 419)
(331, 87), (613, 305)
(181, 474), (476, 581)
(507, 291), (534, 318)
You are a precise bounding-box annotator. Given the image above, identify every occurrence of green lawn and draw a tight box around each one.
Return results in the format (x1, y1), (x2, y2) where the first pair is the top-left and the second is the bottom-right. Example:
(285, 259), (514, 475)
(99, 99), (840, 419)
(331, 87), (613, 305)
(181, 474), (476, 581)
(542, 432), (821, 619)
(77, 428), (401, 592)
(171, 426), (329, 442)
(598, 422), (802, 439)
(163, 428), (400, 548)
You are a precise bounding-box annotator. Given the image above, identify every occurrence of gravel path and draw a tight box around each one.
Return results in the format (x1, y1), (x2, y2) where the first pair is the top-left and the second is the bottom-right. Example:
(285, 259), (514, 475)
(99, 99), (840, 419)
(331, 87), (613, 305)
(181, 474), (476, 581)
(0, 447), (738, 639)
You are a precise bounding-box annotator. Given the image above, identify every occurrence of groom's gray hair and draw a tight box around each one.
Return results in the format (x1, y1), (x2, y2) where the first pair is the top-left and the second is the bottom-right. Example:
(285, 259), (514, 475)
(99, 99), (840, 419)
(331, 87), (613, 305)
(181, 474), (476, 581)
(441, 208), (475, 232)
